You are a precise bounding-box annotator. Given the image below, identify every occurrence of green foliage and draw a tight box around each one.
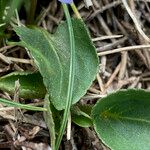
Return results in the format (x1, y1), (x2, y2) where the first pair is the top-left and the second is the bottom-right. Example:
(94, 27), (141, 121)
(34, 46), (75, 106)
(0, 71), (93, 127)
(23, 0), (37, 24)
(0, 69), (93, 127)
(0, 0), (23, 26)
(14, 18), (99, 110)
(0, 97), (46, 111)
(0, 1), (149, 150)
(0, 0), (23, 43)
(55, 5), (76, 149)
(50, 104), (93, 129)
(0, 71), (46, 99)
(44, 94), (56, 150)
(71, 105), (93, 127)
(14, 12), (98, 149)
(92, 89), (150, 150)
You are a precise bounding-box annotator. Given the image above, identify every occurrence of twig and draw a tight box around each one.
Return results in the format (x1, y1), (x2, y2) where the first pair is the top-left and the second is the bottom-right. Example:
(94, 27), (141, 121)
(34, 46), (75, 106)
(87, 0), (122, 21)
(0, 46), (14, 53)
(96, 73), (105, 93)
(67, 113), (71, 140)
(105, 63), (121, 88)
(7, 57), (33, 64)
(122, 0), (150, 42)
(82, 94), (106, 100)
(118, 51), (128, 80)
(98, 45), (150, 56)
(96, 37), (127, 52)
(92, 35), (123, 42)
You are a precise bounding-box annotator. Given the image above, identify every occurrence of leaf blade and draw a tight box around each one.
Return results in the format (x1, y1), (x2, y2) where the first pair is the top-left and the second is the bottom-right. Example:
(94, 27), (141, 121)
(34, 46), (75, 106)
(55, 4), (76, 149)
(0, 98), (47, 111)
(71, 105), (93, 127)
(92, 89), (150, 150)
(44, 94), (56, 150)
(0, 71), (46, 99)
(14, 19), (99, 110)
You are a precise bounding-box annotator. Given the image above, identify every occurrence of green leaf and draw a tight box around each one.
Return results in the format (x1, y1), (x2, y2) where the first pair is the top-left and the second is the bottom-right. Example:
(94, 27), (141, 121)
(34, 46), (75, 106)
(92, 89), (150, 150)
(71, 105), (93, 127)
(56, 5), (76, 149)
(0, 71), (46, 99)
(14, 18), (99, 110)
(0, 0), (23, 25)
(44, 94), (55, 150)
(50, 103), (63, 133)
(72, 115), (92, 127)
(0, 97), (47, 111)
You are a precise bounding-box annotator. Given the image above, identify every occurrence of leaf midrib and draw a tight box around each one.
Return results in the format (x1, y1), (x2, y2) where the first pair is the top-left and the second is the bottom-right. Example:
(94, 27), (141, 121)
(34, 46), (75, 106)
(102, 112), (150, 124)
(118, 116), (150, 124)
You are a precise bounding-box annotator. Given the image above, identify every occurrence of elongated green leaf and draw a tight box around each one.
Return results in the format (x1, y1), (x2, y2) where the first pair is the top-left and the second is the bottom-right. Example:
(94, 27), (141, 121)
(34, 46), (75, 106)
(92, 89), (150, 150)
(0, 71), (46, 99)
(55, 5), (76, 149)
(0, 98), (47, 111)
(14, 19), (99, 110)
(44, 94), (55, 150)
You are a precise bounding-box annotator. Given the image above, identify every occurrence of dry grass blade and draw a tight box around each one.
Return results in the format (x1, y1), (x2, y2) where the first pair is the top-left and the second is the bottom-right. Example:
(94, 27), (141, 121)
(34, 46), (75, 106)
(122, 0), (150, 43)
(98, 45), (150, 56)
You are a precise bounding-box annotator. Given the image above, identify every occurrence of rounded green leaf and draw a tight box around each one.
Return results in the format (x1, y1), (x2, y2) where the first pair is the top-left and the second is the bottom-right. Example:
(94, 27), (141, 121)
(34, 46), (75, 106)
(92, 89), (150, 150)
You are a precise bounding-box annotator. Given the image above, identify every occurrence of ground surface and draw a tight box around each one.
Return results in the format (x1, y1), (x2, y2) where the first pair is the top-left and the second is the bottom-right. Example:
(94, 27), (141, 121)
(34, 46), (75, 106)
(0, 0), (150, 149)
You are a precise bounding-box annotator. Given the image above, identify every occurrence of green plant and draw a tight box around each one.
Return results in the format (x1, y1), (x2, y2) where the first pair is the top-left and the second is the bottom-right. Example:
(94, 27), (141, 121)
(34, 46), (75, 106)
(0, 0), (23, 26)
(0, 2), (98, 150)
(92, 89), (150, 150)
(0, 0), (23, 40)
(14, 15), (98, 150)
(0, 71), (46, 98)
(0, 1), (150, 150)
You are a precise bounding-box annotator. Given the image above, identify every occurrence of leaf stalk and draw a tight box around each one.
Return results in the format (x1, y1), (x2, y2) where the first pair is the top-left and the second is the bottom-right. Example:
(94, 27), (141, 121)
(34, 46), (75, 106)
(70, 2), (81, 19)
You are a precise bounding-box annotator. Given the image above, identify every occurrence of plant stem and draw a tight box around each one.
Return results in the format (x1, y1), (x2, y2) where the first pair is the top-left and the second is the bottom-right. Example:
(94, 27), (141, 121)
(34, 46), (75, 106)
(70, 2), (81, 19)
(0, 98), (47, 111)
(44, 95), (56, 150)
(55, 4), (75, 150)
(27, 0), (37, 24)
